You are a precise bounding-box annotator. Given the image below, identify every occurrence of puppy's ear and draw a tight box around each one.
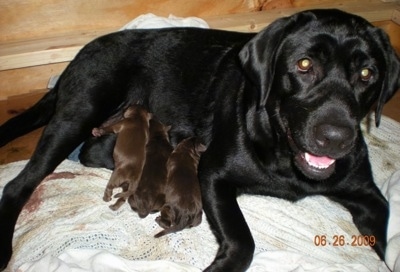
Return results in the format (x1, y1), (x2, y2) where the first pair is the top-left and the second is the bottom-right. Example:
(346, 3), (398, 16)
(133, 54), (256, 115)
(195, 142), (207, 154)
(192, 138), (206, 154)
(238, 12), (315, 107)
(373, 28), (400, 127)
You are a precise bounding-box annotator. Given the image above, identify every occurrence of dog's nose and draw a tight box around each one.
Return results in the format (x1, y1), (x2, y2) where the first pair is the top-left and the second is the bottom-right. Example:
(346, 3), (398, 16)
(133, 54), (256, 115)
(314, 124), (355, 153)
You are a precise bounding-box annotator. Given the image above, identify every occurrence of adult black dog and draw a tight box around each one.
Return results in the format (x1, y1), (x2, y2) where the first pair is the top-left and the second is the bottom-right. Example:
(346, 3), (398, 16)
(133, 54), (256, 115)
(0, 9), (399, 271)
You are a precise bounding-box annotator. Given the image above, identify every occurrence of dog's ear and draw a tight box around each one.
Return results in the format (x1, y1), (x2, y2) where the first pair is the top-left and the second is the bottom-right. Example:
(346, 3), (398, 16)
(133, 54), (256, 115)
(238, 12), (315, 108)
(373, 28), (400, 127)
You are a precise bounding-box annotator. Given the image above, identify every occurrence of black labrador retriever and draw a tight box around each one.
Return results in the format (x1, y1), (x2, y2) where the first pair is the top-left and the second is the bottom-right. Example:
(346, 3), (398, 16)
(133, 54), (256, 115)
(0, 9), (399, 271)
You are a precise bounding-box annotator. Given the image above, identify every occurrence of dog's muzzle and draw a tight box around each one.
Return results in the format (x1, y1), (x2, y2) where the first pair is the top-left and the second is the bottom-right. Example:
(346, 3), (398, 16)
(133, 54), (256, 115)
(287, 121), (356, 180)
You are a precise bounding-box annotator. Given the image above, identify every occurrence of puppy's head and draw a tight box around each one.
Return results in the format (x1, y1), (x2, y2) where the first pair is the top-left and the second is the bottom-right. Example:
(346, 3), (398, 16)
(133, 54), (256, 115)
(175, 137), (206, 161)
(149, 119), (171, 140)
(129, 193), (165, 218)
(240, 9), (400, 180)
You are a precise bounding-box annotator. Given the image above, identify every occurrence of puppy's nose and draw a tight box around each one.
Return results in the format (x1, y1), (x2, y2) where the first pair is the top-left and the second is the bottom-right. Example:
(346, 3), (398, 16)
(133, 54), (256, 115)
(314, 124), (355, 153)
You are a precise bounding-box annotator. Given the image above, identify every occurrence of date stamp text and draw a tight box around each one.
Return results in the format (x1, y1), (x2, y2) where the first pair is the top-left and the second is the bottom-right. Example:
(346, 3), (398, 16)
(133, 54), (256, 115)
(313, 235), (376, 247)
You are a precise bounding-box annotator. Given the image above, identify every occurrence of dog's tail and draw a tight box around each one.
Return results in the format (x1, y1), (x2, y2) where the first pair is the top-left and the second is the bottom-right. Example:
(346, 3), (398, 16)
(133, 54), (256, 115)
(0, 86), (58, 147)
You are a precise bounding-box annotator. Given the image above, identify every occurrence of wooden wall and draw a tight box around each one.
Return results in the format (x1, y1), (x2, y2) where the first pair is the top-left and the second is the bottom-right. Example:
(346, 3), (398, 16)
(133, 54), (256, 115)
(0, 0), (256, 43)
(0, 0), (399, 100)
(1, 0), (397, 43)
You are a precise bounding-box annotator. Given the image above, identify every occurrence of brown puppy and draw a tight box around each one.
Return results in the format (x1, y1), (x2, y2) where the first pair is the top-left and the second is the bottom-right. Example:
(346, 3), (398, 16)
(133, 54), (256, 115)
(92, 105), (152, 210)
(128, 119), (173, 218)
(155, 137), (206, 237)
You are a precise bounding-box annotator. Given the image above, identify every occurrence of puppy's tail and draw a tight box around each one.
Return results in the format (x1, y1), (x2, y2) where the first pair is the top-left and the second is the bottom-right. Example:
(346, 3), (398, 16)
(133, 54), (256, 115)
(0, 86), (58, 147)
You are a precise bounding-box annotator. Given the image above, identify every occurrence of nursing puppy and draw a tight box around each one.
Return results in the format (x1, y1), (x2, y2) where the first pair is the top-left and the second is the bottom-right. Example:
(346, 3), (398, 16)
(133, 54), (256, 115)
(92, 105), (152, 210)
(128, 119), (173, 218)
(155, 137), (206, 237)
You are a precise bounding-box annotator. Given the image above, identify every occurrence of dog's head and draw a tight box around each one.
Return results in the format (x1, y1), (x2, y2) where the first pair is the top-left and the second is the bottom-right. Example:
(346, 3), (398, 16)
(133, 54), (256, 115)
(239, 9), (400, 180)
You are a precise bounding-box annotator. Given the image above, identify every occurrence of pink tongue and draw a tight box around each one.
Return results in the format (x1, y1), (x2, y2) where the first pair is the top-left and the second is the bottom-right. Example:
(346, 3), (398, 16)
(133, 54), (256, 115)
(305, 152), (335, 169)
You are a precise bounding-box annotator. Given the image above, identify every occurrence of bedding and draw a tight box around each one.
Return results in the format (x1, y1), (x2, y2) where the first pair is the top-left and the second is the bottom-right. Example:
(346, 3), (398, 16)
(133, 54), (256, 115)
(1, 14), (399, 272)
(0, 115), (399, 272)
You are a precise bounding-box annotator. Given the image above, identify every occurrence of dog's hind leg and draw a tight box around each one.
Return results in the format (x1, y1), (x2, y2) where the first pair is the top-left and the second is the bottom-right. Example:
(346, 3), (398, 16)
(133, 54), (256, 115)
(0, 89), (57, 147)
(0, 101), (106, 270)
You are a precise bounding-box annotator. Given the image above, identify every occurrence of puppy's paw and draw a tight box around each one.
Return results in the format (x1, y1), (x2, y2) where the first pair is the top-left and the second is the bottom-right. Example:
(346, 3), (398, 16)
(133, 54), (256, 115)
(113, 191), (131, 199)
(155, 215), (171, 229)
(92, 128), (103, 137)
(156, 205), (173, 229)
(188, 211), (202, 228)
(109, 198), (126, 211)
(103, 194), (112, 202)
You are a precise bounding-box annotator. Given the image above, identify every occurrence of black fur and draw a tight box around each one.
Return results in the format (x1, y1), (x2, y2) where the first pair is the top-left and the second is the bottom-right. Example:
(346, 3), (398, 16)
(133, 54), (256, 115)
(0, 9), (399, 271)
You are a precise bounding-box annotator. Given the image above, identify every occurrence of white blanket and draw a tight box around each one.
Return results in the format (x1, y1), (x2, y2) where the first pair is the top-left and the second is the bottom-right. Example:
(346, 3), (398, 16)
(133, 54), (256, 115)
(1, 114), (399, 272)
(2, 14), (400, 272)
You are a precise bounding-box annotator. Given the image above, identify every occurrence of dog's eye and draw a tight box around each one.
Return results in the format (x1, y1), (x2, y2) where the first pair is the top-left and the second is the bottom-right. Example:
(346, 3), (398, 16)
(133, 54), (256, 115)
(297, 58), (312, 72)
(360, 68), (373, 81)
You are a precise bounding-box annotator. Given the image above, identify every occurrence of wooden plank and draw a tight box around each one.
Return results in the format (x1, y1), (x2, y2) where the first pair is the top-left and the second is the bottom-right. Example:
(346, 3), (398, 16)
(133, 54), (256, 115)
(0, 1), (398, 71)
(0, 30), (113, 71)
(392, 8), (400, 25)
(207, 2), (400, 32)
(375, 20), (400, 52)
(0, 46), (80, 71)
(0, 62), (68, 100)
(0, 0), (255, 43)
(0, 91), (46, 164)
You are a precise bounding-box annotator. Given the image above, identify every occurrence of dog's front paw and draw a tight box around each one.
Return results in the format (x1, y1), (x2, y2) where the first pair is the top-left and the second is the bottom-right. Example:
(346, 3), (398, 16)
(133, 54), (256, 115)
(0, 256), (11, 271)
(0, 241), (12, 271)
(0, 209), (14, 271)
(204, 251), (252, 272)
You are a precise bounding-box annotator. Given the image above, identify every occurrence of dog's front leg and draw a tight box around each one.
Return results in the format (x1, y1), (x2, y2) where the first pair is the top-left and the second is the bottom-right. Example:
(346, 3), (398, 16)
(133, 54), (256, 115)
(327, 154), (388, 260)
(329, 185), (388, 260)
(200, 175), (255, 272)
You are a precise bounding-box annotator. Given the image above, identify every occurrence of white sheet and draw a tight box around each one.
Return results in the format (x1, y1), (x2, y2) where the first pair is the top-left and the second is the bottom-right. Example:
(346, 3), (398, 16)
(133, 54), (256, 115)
(383, 170), (400, 272)
(119, 13), (209, 30)
(0, 160), (391, 272)
(1, 115), (399, 272)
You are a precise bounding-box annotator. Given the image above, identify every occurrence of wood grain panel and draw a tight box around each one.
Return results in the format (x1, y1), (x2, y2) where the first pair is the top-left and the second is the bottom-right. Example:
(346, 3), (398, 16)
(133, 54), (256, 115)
(0, 0), (256, 43)
(0, 62), (68, 100)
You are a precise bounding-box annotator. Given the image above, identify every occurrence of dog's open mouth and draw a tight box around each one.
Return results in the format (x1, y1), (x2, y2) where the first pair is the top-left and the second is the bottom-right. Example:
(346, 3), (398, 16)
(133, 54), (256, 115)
(294, 152), (336, 180)
(303, 152), (335, 169)
(288, 132), (336, 180)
